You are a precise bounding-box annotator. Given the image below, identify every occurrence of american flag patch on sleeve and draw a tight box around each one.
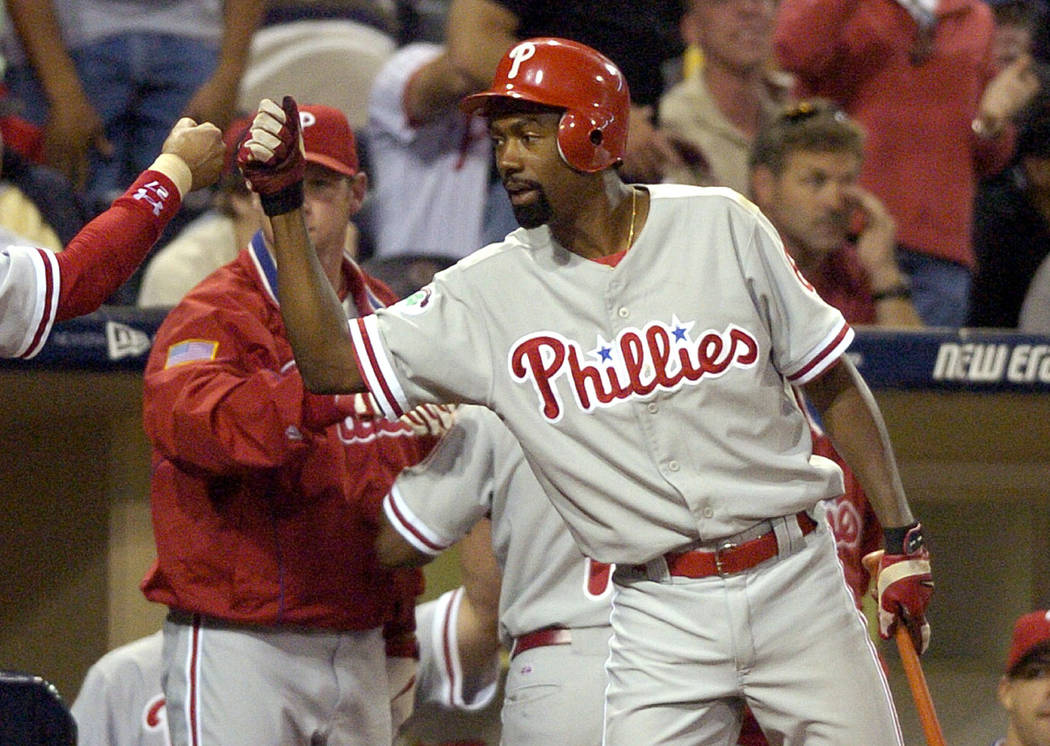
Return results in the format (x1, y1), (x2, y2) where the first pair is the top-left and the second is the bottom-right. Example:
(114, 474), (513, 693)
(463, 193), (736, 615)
(165, 339), (218, 368)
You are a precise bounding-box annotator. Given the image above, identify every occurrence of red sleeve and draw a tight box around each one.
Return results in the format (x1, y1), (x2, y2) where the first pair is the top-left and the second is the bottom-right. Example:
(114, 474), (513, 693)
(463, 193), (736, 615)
(143, 298), (318, 475)
(54, 170), (182, 320)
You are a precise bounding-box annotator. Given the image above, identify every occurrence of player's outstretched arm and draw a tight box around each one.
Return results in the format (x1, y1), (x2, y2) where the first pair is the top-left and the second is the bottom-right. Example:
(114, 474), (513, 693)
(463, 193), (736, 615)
(803, 356), (934, 654)
(238, 96), (367, 394)
(53, 117), (225, 320)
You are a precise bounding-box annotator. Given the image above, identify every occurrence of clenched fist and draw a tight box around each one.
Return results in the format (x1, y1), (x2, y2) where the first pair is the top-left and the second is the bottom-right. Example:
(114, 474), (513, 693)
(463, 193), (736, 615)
(161, 117), (225, 193)
(237, 96), (307, 216)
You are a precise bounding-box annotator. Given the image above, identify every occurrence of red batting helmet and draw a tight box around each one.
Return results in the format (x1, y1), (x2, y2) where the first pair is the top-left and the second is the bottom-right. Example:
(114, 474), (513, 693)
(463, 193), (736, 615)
(460, 37), (630, 173)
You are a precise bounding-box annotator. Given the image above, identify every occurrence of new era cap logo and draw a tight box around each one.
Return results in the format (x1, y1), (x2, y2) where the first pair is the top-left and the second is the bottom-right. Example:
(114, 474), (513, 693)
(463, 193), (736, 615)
(106, 321), (151, 360)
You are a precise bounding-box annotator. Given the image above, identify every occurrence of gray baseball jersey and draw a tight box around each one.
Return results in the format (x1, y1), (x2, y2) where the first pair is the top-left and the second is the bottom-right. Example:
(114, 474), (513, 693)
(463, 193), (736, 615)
(388, 407), (613, 745)
(0, 243), (60, 359)
(352, 185), (850, 564)
(71, 631), (170, 746)
(385, 405), (612, 646)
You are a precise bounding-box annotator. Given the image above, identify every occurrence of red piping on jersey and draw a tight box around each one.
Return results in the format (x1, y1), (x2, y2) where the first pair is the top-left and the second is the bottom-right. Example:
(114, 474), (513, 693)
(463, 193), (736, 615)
(21, 248), (55, 358)
(355, 319), (404, 417)
(388, 494), (447, 553)
(442, 587), (462, 706)
(787, 323), (851, 382)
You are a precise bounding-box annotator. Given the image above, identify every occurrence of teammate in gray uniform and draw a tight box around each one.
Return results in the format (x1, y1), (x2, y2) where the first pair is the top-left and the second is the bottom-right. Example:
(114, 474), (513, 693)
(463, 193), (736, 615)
(378, 405), (613, 744)
(399, 520), (504, 745)
(240, 38), (935, 746)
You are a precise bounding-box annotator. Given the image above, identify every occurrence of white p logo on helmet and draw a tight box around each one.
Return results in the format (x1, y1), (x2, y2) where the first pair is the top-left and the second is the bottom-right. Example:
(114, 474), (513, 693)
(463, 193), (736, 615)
(299, 110), (316, 129)
(507, 42), (536, 79)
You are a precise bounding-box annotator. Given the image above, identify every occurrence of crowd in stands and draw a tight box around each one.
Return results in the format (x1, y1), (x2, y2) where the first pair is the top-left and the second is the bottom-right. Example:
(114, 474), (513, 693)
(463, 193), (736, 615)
(4, 1), (1050, 745)
(1, 0), (1048, 329)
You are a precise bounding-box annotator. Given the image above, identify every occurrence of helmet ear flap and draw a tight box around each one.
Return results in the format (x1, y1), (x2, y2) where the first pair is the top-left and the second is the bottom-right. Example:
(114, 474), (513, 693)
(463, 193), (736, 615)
(558, 110), (616, 172)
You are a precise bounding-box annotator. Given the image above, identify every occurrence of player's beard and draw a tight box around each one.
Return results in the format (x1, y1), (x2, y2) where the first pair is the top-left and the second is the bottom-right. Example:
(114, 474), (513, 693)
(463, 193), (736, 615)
(512, 189), (553, 229)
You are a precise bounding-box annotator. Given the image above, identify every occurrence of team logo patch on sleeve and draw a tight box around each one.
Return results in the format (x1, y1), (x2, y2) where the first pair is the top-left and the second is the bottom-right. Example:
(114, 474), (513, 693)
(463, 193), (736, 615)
(165, 339), (218, 368)
(398, 286), (434, 316)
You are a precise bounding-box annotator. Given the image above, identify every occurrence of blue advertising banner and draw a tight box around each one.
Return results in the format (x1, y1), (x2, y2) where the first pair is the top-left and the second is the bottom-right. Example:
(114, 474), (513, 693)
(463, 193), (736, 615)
(5, 309), (1050, 392)
(849, 329), (1050, 392)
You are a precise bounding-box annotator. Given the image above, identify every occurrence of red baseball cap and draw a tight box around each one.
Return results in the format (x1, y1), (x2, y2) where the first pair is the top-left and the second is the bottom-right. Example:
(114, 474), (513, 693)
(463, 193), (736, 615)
(297, 104), (358, 177)
(1006, 609), (1050, 674)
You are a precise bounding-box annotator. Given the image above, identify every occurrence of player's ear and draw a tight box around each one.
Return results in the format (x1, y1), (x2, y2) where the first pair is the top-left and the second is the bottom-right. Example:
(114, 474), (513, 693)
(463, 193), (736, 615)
(349, 171), (368, 209)
(997, 675), (1014, 711)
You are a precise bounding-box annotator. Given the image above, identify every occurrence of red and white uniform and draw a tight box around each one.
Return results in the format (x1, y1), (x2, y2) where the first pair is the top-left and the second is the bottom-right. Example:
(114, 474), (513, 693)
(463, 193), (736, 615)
(386, 405), (612, 745)
(142, 234), (435, 745)
(350, 185), (903, 744)
(0, 170), (181, 359)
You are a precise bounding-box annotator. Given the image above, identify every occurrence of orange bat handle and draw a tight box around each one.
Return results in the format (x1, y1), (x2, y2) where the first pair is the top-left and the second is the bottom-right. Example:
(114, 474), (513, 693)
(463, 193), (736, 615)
(894, 626), (947, 746)
(863, 551), (946, 746)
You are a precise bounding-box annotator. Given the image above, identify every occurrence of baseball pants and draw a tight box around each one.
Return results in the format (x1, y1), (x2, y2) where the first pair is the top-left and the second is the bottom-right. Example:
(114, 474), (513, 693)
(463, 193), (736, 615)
(604, 520), (902, 745)
(162, 613), (392, 745)
(502, 626), (612, 745)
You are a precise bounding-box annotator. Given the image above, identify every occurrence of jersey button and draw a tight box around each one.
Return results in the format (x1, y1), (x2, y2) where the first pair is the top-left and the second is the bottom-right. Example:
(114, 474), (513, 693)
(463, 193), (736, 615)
(618, 307), (630, 318)
(702, 507), (714, 518)
(647, 402), (658, 414)
(668, 460), (680, 472)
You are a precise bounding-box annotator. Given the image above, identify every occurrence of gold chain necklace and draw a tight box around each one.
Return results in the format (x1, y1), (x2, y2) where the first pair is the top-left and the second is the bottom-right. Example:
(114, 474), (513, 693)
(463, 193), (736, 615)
(625, 186), (638, 251)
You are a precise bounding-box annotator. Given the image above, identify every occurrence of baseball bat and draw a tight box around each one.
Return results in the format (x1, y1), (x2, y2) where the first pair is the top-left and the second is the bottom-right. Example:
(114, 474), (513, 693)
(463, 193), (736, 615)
(863, 552), (947, 746)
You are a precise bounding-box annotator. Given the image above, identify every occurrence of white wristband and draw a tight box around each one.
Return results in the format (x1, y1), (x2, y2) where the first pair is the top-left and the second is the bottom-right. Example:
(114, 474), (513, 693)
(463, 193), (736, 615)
(147, 153), (192, 200)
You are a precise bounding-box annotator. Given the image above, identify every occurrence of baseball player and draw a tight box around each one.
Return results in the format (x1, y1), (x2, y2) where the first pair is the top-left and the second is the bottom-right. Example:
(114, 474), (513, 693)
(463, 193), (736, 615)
(0, 116), (223, 359)
(239, 38), (934, 745)
(142, 103), (451, 746)
(378, 405), (613, 744)
(994, 609), (1050, 746)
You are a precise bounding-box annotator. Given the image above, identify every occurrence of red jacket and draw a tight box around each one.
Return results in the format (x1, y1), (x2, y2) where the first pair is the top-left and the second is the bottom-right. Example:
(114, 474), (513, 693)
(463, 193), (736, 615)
(141, 237), (433, 630)
(774, 0), (1014, 267)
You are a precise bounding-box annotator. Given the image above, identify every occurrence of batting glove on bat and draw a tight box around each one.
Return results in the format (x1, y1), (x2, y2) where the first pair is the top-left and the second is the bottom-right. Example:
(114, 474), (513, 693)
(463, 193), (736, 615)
(869, 523), (935, 654)
(237, 96), (305, 216)
(399, 403), (456, 438)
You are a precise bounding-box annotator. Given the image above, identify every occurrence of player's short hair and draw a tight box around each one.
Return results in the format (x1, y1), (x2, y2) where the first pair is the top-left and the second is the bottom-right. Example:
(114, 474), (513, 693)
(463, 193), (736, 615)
(749, 99), (866, 175)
